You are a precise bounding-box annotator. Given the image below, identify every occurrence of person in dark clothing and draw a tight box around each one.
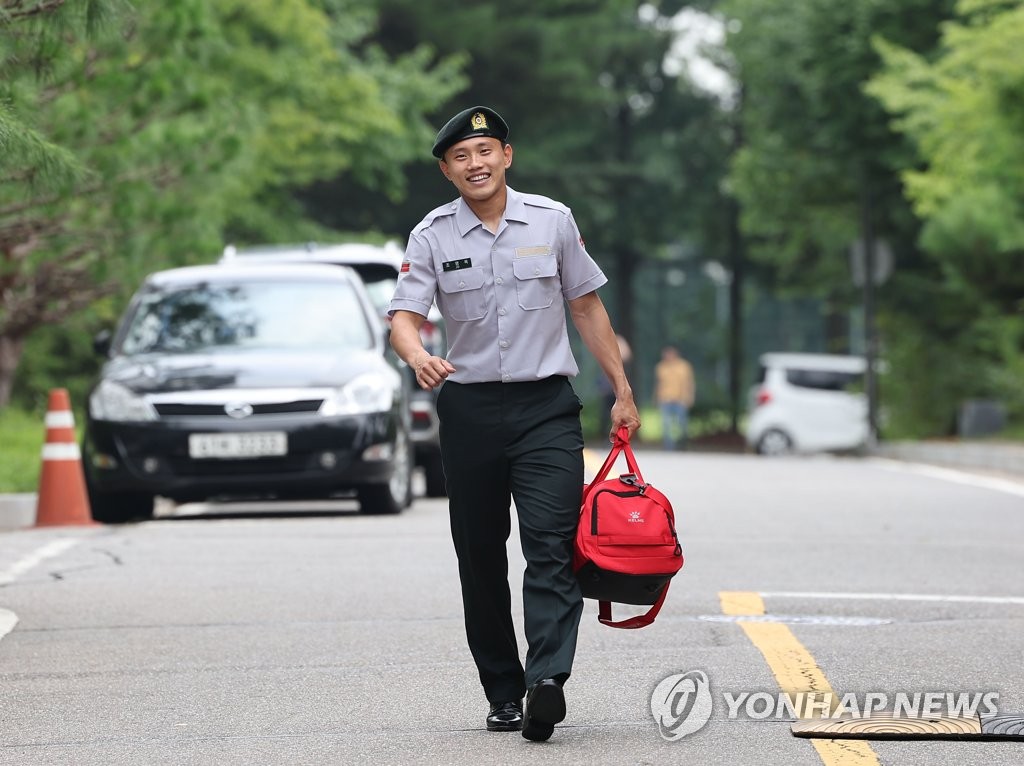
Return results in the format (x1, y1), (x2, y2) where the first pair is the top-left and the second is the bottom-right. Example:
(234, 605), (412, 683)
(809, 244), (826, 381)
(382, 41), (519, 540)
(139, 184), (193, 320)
(389, 105), (640, 741)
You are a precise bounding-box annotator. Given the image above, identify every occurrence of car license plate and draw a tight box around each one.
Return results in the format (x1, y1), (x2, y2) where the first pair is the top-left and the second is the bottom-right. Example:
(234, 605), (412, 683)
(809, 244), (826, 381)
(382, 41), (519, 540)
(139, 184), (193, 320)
(188, 432), (288, 459)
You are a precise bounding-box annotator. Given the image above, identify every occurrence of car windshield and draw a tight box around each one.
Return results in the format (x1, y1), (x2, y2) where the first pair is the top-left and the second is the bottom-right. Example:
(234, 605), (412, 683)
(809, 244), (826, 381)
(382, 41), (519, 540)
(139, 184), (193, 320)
(785, 368), (863, 392)
(341, 264), (398, 316)
(120, 280), (374, 355)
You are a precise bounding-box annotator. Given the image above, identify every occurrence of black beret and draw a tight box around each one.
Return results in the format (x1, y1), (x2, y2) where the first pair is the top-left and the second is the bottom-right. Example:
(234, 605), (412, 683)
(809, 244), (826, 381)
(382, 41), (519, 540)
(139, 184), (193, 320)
(431, 106), (509, 159)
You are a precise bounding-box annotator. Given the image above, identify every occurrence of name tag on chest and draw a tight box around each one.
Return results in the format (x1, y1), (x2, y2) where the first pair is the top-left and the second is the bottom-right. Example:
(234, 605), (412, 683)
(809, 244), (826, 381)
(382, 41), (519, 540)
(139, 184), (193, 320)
(442, 258), (473, 272)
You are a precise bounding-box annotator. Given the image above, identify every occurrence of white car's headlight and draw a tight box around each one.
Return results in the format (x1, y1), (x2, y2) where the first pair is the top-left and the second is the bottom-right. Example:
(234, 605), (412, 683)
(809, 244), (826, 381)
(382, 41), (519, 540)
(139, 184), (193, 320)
(89, 380), (157, 422)
(320, 372), (396, 416)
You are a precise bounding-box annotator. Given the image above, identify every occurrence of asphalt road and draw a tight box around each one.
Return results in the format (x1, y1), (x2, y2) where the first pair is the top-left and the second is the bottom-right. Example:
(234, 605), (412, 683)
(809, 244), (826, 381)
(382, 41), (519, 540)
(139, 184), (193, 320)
(1, 452), (1022, 766)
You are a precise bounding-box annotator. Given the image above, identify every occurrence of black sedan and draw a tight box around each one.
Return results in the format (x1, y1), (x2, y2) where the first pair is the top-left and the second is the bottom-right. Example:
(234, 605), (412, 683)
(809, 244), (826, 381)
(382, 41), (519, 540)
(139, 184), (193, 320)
(219, 241), (448, 497)
(84, 263), (413, 522)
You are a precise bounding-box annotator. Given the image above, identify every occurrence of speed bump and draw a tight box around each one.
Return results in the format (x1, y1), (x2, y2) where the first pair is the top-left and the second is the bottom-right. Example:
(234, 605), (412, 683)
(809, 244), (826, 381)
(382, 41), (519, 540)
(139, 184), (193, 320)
(792, 713), (1024, 740)
(981, 715), (1024, 738)
(792, 713), (980, 739)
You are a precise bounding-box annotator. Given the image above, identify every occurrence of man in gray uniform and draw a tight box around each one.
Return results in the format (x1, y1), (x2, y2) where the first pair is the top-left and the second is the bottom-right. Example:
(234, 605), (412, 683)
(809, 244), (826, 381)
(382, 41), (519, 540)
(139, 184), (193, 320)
(389, 105), (640, 742)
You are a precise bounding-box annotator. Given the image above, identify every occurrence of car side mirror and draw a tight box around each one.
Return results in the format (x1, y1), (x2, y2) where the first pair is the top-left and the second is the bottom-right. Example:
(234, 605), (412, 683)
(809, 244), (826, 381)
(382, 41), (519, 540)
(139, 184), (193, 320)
(93, 329), (112, 357)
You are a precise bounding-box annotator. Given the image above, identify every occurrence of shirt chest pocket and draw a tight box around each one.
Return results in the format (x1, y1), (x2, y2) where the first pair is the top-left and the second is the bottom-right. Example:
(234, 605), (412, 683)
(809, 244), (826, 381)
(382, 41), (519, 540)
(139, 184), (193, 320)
(513, 255), (559, 310)
(438, 267), (487, 321)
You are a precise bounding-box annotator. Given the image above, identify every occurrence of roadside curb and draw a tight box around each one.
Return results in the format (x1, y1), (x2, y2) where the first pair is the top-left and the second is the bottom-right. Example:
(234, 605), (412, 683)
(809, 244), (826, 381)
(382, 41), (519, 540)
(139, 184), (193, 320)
(0, 494), (36, 531)
(874, 441), (1024, 477)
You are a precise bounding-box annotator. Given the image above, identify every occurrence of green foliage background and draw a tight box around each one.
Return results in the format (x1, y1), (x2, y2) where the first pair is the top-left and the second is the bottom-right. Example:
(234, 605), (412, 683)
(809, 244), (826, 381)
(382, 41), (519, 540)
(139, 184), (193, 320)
(867, 0), (1024, 430)
(1, 0), (1021, 443)
(2, 0), (463, 411)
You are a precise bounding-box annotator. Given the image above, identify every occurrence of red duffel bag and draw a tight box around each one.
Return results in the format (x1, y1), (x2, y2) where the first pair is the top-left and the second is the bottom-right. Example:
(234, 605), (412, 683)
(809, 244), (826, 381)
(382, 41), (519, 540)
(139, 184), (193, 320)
(574, 427), (684, 629)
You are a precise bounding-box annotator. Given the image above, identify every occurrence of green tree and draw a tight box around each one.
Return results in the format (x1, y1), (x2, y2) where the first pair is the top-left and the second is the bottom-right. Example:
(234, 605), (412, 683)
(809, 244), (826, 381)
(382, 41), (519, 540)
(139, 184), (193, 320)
(720, 0), (971, 436)
(722, 0), (953, 299)
(0, 0), (462, 407)
(867, 0), (1024, 430)
(308, 0), (734, 371)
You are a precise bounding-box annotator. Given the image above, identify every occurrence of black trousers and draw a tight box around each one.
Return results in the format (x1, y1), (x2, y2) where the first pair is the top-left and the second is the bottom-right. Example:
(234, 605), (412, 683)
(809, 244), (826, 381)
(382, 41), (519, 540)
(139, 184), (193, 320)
(436, 375), (585, 703)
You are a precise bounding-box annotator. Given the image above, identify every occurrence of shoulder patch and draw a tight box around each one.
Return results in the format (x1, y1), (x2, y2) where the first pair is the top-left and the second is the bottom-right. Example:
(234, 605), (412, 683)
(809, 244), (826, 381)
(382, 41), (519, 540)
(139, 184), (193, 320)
(519, 192), (570, 215)
(412, 199), (459, 235)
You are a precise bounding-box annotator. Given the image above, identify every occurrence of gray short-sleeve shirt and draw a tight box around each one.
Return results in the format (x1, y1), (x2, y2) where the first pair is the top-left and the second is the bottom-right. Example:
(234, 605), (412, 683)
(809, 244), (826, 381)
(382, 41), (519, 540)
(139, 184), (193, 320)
(388, 186), (607, 384)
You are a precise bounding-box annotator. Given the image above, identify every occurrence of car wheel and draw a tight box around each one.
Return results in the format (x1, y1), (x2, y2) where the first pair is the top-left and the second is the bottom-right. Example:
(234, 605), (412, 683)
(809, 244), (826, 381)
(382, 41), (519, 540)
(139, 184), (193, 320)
(87, 486), (155, 524)
(358, 428), (412, 514)
(756, 428), (794, 456)
(423, 451), (447, 498)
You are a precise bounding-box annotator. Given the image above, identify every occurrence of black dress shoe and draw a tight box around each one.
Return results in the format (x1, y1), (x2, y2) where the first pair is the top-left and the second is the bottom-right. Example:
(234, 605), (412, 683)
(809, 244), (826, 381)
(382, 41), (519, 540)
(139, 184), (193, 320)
(486, 700), (523, 732)
(522, 679), (566, 742)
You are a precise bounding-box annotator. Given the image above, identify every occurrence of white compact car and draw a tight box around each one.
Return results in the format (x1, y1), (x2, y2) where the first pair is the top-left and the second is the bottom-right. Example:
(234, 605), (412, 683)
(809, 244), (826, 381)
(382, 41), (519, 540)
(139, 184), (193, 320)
(745, 353), (869, 455)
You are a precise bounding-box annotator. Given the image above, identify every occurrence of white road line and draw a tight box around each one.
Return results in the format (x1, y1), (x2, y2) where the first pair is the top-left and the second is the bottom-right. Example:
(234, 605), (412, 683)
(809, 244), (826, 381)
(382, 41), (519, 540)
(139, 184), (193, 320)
(0, 608), (17, 641)
(869, 457), (1024, 498)
(760, 591), (1024, 606)
(0, 538), (81, 586)
(700, 613), (893, 626)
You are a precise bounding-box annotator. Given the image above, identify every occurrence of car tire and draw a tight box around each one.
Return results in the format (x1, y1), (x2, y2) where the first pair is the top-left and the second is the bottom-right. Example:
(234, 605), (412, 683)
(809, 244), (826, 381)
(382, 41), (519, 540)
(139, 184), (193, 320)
(88, 487), (155, 524)
(358, 429), (413, 514)
(423, 451), (447, 498)
(756, 428), (794, 456)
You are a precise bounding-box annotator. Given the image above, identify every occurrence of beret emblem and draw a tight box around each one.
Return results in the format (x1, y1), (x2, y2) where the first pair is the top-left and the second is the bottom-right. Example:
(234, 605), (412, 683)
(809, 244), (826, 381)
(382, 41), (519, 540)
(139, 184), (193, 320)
(471, 112), (489, 130)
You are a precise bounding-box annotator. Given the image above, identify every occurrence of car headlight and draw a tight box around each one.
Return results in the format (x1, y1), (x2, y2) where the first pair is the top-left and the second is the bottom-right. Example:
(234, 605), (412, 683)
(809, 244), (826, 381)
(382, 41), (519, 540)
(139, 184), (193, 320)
(89, 380), (157, 422)
(320, 372), (396, 416)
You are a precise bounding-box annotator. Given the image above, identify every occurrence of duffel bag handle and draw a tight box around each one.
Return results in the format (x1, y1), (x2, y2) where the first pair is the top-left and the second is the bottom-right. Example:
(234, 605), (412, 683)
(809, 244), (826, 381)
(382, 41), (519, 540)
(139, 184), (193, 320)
(590, 426), (643, 488)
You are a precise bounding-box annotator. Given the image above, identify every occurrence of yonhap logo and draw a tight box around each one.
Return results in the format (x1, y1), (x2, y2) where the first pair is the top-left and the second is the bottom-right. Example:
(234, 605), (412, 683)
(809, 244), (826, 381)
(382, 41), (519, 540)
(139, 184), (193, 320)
(650, 670), (713, 740)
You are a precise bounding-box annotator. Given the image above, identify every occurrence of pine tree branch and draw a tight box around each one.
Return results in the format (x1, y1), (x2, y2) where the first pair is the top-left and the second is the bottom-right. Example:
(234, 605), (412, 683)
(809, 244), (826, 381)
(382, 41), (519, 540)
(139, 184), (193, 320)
(0, 218), (63, 257)
(4, 0), (68, 21)
(0, 191), (64, 219)
(0, 105), (85, 189)
(39, 48), (103, 104)
(0, 241), (112, 337)
(0, 159), (181, 219)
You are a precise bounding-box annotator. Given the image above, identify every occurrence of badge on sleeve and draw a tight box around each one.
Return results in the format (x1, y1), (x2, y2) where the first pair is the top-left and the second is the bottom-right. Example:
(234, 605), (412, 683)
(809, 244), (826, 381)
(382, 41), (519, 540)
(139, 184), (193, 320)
(399, 260), (411, 276)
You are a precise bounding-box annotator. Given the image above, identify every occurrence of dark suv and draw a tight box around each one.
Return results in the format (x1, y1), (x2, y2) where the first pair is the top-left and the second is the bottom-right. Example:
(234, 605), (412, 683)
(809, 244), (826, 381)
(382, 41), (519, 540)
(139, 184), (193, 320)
(84, 263), (414, 522)
(219, 242), (447, 497)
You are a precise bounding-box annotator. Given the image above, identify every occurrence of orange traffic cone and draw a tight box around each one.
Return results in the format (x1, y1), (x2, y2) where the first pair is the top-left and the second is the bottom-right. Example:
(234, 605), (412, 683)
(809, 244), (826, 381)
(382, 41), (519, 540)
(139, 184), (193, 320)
(34, 388), (96, 526)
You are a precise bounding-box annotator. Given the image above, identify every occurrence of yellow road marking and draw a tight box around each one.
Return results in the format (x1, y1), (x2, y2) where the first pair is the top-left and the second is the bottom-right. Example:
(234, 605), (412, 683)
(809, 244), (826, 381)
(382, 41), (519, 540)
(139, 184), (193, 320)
(719, 591), (881, 766)
(583, 448), (602, 477)
(720, 590), (766, 615)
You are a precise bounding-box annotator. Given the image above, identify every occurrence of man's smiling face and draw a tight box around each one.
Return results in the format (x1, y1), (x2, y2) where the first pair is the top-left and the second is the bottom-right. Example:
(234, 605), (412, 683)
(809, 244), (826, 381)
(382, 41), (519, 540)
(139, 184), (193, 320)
(440, 137), (513, 203)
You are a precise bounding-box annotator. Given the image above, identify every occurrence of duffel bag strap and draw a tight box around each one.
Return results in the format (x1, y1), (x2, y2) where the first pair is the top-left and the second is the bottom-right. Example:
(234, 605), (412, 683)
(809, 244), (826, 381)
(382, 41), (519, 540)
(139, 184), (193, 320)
(590, 433), (625, 486)
(597, 583), (671, 629)
(614, 426), (644, 482)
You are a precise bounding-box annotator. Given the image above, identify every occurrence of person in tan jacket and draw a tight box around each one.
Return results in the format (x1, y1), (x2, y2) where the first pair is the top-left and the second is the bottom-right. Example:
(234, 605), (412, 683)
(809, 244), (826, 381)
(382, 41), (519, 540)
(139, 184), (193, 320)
(654, 345), (695, 450)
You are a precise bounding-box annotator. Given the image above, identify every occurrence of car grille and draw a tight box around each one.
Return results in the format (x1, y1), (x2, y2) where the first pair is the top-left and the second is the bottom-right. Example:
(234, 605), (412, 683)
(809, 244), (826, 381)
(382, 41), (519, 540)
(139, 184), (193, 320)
(166, 455), (313, 476)
(153, 400), (324, 417)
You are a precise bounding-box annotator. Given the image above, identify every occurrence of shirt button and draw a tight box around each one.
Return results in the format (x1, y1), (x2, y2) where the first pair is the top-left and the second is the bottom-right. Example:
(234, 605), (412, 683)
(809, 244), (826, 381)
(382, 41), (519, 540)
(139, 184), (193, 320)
(495, 277), (503, 285)
(503, 373), (511, 382)
(498, 308), (507, 316)
(500, 340), (509, 348)
(458, 281), (465, 288)
(534, 268), (540, 275)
